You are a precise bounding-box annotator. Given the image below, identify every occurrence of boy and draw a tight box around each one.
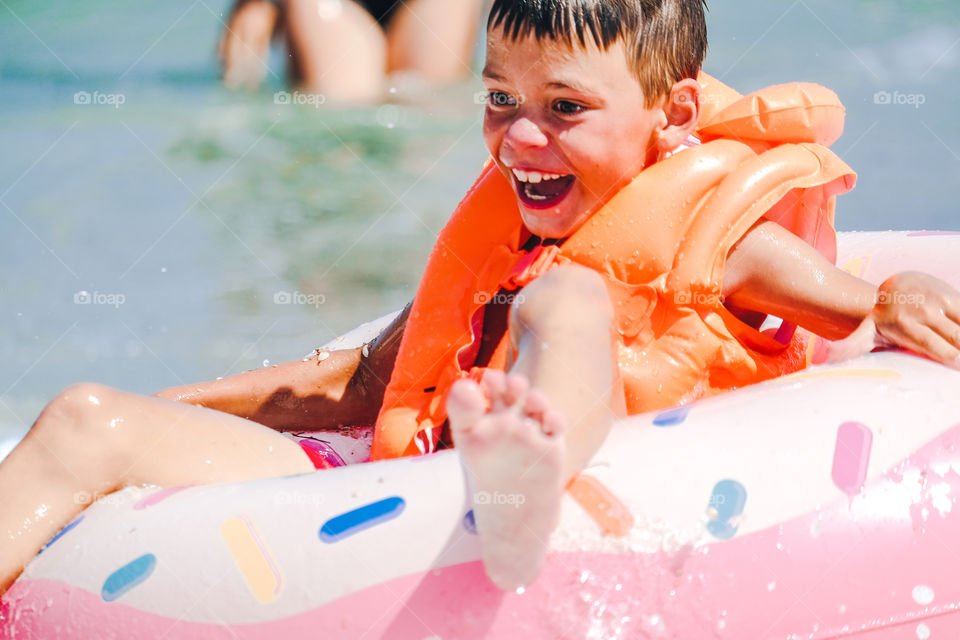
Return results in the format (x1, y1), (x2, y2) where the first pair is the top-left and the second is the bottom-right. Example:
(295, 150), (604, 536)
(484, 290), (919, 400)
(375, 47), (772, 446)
(372, 0), (960, 590)
(2, 0), (959, 598)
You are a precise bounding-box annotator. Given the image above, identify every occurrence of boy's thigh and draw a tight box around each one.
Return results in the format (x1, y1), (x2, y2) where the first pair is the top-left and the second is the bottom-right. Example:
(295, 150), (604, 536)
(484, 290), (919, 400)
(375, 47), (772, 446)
(58, 386), (318, 485)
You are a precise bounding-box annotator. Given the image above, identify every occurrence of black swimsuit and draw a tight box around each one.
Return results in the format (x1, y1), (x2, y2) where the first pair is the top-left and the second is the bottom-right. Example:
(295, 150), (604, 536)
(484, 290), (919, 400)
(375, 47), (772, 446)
(263, 0), (399, 26)
(359, 0), (400, 27)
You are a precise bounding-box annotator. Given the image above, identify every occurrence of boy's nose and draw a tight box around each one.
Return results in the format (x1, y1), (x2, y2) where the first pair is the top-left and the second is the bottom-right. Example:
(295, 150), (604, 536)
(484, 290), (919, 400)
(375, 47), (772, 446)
(503, 117), (549, 150)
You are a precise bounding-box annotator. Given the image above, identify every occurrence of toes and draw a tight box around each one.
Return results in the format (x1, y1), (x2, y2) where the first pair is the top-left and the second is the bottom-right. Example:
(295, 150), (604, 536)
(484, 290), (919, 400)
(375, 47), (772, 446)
(447, 379), (488, 438)
(482, 370), (530, 411)
(522, 388), (551, 421)
(540, 409), (567, 438)
(521, 389), (566, 438)
(503, 374), (530, 408)
(480, 370), (508, 409)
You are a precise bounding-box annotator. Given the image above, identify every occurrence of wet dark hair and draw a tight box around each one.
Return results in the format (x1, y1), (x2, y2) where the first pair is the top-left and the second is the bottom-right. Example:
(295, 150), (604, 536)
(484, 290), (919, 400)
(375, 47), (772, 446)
(488, 0), (709, 106)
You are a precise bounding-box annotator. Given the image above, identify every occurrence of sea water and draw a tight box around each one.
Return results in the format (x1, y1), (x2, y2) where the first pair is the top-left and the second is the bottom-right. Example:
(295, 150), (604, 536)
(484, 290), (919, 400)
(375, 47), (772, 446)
(1, 0), (958, 451)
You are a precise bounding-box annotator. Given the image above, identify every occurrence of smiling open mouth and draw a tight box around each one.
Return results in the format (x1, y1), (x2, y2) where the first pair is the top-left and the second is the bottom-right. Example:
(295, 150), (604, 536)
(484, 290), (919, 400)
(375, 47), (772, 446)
(512, 169), (575, 209)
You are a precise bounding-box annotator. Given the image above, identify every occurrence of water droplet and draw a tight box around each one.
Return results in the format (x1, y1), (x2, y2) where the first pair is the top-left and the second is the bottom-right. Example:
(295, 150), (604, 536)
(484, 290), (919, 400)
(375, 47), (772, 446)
(515, 586), (525, 595)
(767, 581), (776, 592)
(912, 584), (935, 605)
(916, 622), (931, 639)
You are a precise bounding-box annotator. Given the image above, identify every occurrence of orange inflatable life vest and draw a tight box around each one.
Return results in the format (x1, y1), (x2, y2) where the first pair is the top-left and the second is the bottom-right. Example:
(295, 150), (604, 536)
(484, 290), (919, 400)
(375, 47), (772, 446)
(371, 73), (858, 461)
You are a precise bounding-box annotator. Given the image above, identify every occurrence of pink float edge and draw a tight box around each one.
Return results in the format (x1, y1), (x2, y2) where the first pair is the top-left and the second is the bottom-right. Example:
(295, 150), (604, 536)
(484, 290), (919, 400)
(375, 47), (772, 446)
(5, 424), (960, 639)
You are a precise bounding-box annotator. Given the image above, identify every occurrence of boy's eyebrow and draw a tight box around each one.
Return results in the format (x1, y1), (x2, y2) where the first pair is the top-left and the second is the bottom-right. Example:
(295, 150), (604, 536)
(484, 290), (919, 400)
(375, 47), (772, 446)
(482, 68), (595, 95)
(545, 80), (594, 94)
(481, 67), (506, 81)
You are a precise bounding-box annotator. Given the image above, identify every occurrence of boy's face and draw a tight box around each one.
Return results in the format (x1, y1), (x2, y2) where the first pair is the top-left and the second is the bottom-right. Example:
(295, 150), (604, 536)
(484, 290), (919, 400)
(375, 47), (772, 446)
(482, 27), (667, 239)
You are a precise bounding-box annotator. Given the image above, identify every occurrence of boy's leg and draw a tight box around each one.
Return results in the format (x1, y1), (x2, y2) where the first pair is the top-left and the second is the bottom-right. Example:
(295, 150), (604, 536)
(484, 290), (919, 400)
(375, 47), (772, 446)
(448, 265), (622, 590)
(385, 0), (483, 83)
(285, 0), (387, 103)
(0, 383), (315, 594)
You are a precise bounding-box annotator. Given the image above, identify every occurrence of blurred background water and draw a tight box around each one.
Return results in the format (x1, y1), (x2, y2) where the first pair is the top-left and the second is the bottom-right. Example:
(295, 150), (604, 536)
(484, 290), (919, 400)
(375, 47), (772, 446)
(1, 0), (958, 450)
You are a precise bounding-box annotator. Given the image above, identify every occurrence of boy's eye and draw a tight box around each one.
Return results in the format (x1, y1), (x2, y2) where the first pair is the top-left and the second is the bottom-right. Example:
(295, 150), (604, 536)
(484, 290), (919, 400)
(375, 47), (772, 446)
(554, 100), (585, 115)
(486, 91), (518, 108)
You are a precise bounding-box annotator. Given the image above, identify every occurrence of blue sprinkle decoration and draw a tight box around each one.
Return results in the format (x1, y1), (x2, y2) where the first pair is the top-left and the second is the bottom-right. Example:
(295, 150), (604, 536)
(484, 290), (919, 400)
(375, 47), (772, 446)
(653, 406), (691, 427)
(319, 497), (406, 543)
(706, 479), (747, 540)
(39, 515), (84, 553)
(101, 553), (157, 602)
(463, 509), (477, 534)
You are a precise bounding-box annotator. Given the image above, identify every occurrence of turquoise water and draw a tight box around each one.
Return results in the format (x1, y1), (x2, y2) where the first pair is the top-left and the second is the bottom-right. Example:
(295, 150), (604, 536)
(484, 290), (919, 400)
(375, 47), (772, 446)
(1, 0), (958, 443)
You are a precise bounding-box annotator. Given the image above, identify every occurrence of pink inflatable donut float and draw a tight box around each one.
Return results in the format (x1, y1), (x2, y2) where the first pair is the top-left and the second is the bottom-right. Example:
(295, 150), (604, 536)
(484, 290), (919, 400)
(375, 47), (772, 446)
(4, 231), (960, 639)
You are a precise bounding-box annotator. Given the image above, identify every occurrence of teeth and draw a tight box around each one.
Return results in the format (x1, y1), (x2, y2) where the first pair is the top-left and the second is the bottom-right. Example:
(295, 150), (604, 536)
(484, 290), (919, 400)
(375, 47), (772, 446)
(511, 169), (566, 183)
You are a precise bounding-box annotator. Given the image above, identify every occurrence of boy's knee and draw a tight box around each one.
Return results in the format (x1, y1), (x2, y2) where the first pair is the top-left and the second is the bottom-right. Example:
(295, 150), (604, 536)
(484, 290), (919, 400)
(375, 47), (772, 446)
(512, 265), (613, 330)
(42, 383), (118, 436)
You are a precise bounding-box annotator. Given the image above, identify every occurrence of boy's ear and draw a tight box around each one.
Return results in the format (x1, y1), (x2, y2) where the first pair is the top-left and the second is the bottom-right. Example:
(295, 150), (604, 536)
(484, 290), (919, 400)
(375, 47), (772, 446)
(655, 78), (701, 153)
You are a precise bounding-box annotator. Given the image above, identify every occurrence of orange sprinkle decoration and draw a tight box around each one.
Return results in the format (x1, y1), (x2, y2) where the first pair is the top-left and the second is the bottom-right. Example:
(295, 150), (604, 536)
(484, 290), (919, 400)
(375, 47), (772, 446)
(566, 474), (635, 538)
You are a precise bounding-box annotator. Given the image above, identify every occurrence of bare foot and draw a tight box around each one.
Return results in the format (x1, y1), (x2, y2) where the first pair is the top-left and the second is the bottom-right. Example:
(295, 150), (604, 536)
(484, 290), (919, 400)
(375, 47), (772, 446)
(219, 0), (278, 90)
(447, 371), (566, 591)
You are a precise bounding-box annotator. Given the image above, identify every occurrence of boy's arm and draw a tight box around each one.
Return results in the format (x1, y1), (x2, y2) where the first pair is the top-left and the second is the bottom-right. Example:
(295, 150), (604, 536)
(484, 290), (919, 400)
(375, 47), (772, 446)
(723, 222), (960, 368)
(153, 305), (410, 431)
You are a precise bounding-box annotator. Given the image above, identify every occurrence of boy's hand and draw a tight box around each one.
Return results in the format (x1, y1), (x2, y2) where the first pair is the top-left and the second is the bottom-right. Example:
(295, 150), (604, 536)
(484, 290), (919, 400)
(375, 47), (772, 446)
(864, 271), (960, 368)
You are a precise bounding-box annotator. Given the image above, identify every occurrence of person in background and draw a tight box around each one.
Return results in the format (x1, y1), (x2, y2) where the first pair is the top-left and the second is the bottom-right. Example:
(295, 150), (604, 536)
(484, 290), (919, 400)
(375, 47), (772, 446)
(219, 0), (486, 103)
